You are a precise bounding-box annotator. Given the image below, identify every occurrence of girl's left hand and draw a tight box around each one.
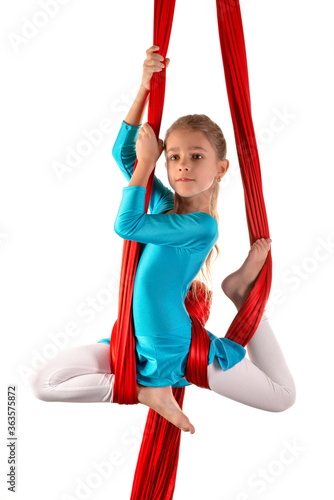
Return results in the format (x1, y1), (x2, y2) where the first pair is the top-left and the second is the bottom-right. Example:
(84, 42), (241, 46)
(136, 122), (164, 166)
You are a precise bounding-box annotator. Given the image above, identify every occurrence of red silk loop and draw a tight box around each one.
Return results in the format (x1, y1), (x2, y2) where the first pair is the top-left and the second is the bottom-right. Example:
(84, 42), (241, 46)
(184, 313), (211, 390)
(184, 280), (212, 327)
(110, 0), (272, 497)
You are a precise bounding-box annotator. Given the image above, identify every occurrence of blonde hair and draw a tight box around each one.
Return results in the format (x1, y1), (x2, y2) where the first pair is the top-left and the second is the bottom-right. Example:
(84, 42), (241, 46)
(163, 114), (227, 305)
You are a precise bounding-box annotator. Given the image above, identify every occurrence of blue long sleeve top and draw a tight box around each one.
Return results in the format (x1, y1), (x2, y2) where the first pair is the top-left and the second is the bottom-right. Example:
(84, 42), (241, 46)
(97, 120), (246, 387)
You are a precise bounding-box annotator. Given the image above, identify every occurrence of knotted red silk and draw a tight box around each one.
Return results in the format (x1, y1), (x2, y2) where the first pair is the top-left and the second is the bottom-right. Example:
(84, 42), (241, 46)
(109, 0), (272, 498)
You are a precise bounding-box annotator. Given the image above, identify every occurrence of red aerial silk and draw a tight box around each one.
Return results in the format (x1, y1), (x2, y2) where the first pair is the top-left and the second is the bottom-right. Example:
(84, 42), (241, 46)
(109, 0), (272, 498)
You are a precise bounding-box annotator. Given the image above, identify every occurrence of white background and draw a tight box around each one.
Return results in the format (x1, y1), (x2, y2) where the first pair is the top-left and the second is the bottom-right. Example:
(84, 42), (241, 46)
(1, 0), (333, 499)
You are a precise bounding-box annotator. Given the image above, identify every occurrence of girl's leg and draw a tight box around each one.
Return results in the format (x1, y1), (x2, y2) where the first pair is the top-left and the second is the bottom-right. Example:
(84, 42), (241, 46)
(29, 343), (115, 403)
(209, 238), (296, 412)
(29, 342), (195, 434)
(207, 311), (296, 412)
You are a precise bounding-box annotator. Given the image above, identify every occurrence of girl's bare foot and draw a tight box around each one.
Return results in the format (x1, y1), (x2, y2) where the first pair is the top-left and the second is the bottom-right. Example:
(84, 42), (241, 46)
(221, 238), (272, 310)
(137, 383), (195, 434)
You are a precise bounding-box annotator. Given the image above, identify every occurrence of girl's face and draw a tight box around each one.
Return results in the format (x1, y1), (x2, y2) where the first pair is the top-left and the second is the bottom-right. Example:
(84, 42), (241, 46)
(164, 129), (229, 199)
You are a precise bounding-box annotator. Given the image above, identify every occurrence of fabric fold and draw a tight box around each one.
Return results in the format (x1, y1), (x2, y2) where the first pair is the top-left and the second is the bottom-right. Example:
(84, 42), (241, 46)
(207, 330), (246, 370)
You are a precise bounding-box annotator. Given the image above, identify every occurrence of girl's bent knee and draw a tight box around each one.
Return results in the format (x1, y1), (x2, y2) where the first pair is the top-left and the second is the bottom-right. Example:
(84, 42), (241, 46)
(29, 368), (50, 402)
(273, 384), (296, 412)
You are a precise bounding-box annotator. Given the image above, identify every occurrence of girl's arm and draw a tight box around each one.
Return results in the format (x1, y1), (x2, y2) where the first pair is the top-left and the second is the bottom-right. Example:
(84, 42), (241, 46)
(124, 85), (150, 127)
(125, 46), (166, 187)
(113, 46), (172, 209)
(124, 85), (155, 188)
(114, 185), (218, 251)
(128, 122), (163, 188)
(124, 43), (168, 126)
(112, 121), (174, 214)
(128, 158), (155, 188)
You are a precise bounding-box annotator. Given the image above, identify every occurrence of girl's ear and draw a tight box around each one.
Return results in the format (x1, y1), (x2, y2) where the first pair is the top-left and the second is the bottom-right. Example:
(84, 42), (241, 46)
(220, 159), (229, 176)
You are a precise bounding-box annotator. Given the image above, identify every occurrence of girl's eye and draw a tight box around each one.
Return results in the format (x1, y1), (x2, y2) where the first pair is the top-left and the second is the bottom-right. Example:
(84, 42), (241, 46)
(170, 154), (203, 160)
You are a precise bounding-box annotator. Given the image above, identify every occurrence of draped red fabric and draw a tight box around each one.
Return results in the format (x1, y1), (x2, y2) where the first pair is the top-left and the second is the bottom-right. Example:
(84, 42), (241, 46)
(109, 0), (272, 497)
(215, 0), (272, 346)
(130, 284), (212, 500)
(110, 0), (177, 406)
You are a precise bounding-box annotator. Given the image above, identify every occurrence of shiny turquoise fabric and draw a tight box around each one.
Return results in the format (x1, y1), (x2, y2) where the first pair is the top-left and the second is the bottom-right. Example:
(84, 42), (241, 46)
(97, 120), (246, 387)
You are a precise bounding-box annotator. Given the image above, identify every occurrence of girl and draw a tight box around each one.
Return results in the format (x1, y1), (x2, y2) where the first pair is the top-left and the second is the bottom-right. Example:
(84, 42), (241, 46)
(29, 46), (296, 434)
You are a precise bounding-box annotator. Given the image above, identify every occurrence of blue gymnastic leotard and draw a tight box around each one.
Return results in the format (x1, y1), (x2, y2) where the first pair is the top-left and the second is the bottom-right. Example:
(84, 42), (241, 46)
(97, 120), (246, 388)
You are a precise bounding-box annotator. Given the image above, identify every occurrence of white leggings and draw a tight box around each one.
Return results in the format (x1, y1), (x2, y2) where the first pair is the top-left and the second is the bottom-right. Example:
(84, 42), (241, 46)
(29, 313), (296, 412)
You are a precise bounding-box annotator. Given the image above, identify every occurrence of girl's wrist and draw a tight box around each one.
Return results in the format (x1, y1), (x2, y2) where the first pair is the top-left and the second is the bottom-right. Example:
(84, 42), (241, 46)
(136, 160), (156, 171)
(128, 161), (155, 187)
(123, 85), (150, 126)
(136, 84), (150, 99)
(138, 84), (150, 96)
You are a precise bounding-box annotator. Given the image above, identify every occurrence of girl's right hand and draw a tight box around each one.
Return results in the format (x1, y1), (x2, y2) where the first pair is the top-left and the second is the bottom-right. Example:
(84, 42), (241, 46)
(140, 45), (170, 91)
(136, 122), (164, 166)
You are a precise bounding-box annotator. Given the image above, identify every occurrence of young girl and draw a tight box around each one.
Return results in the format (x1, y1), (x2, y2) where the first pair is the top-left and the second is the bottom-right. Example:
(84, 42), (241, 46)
(29, 45), (296, 434)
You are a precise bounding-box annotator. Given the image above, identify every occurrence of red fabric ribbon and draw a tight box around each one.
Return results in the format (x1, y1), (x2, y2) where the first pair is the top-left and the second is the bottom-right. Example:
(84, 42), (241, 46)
(109, 0), (272, 497)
